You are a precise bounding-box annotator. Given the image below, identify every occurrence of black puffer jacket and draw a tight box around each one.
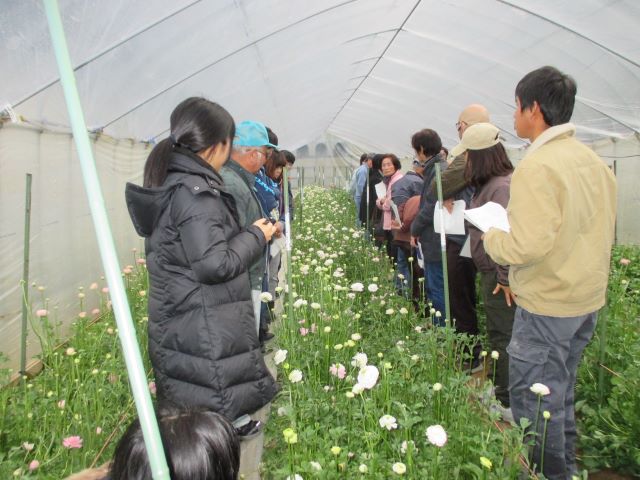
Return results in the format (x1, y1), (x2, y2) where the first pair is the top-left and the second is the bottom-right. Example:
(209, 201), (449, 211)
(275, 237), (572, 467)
(125, 149), (278, 420)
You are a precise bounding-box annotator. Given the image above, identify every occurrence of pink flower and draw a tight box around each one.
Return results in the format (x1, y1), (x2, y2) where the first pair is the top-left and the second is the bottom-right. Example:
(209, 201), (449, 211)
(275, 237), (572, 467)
(148, 381), (157, 395)
(57, 399), (66, 409)
(310, 323), (317, 333)
(35, 309), (48, 318)
(298, 319), (306, 324)
(101, 287), (109, 294)
(78, 311), (87, 318)
(96, 427), (102, 435)
(62, 436), (83, 449)
(329, 363), (346, 379)
(92, 308), (100, 316)
(299, 327), (309, 336)
(136, 258), (146, 265)
(89, 282), (98, 290)
(29, 460), (40, 471)
(123, 267), (133, 275)
(620, 258), (631, 266)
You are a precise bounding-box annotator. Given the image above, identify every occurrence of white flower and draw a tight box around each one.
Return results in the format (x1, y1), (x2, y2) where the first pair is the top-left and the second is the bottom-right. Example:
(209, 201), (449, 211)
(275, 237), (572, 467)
(352, 383), (365, 395)
(309, 461), (322, 471)
(392, 462), (407, 475)
(286, 475), (304, 480)
(324, 326), (331, 333)
(530, 383), (550, 396)
(310, 302), (321, 310)
(324, 259), (333, 266)
(274, 349), (288, 365)
(358, 464), (368, 473)
(426, 425), (447, 447)
(385, 308), (395, 315)
(259, 292), (273, 303)
(288, 369), (303, 383)
(397, 273), (405, 280)
(367, 283), (379, 293)
(414, 326), (423, 333)
(351, 333), (362, 341)
(351, 352), (368, 368)
(399, 307), (409, 315)
(357, 365), (379, 389)
(432, 382), (443, 392)
(491, 350), (499, 360)
(293, 299), (308, 309)
(350, 282), (364, 292)
(347, 292), (356, 299)
(379, 414), (398, 430)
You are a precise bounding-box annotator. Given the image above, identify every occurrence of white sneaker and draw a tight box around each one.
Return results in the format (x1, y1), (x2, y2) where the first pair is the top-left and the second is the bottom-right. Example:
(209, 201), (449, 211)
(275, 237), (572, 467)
(489, 403), (514, 424)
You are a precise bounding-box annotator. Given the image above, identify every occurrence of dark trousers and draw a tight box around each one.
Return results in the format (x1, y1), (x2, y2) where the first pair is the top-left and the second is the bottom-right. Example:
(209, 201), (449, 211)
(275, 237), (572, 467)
(446, 240), (478, 335)
(508, 307), (597, 480)
(479, 271), (515, 407)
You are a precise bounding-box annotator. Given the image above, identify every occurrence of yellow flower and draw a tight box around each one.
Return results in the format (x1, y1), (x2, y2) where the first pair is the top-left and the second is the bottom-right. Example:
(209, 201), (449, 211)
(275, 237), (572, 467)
(331, 446), (341, 456)
(283, 428), (298, 444)
(543, 410), (551, 420)
(480, 456), (492, 470)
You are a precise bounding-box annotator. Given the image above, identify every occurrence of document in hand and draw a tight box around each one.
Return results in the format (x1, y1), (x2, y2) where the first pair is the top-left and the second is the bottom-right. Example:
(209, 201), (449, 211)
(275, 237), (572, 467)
(433, 200), (466, 235)
(389, 199), (402, 227)
(374, 182), (387, 199)
(463, 201), (511, 233)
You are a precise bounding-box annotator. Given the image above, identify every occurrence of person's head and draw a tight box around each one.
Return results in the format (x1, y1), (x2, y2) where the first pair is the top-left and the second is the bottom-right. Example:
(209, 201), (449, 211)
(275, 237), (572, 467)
(380, 154), (401, 177)
(411, 158), (425, 177)
(411, 129), (442, 162)
(456, 104), (490, 139)
(281, 150), (296, 168)
(359, 153), (370, 165)
(265, 126), (279, 163)
(230, 121), (278, 174)
(514, 66), (577, 141)
(265, 150), (287, 181)
(371, 153), (385, 172)
(453, 123), (513, 188)
(110, 407), (240, 480)
(143, 98), (235, 187)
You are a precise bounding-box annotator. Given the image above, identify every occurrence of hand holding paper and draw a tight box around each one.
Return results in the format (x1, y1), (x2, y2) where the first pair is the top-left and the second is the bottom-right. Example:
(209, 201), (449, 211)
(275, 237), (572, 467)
(464, 201), (510, 233)
(433, 200), (466, 235)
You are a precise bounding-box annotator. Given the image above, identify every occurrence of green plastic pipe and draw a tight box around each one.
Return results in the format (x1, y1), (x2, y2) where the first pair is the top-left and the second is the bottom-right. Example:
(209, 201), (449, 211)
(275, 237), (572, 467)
(283, 167), (293, 320)
(42, 1), (170, 478)
(20, 173), (33, 376)
(434, 163), (451, 325)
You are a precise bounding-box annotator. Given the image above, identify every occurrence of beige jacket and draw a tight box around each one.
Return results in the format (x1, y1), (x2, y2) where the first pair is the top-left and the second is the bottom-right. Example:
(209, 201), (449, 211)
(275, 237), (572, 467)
(483, 124), (617, 317)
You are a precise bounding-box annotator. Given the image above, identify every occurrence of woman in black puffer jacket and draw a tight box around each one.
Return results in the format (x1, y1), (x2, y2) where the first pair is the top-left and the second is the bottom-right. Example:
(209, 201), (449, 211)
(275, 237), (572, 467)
(125, 97), (278, 424)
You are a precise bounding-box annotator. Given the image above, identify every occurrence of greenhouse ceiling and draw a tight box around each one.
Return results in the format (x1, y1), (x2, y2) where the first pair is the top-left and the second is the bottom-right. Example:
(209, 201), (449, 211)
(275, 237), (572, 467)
(2, 0), (639, 155)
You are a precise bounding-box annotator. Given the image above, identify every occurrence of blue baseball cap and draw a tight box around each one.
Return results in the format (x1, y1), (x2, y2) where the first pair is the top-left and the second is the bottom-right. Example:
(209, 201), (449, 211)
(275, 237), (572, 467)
(233, 120), (278, 149)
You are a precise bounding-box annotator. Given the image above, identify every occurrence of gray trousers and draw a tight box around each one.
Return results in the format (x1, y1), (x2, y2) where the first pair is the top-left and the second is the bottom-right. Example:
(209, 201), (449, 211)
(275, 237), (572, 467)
(507, 307), (597, 480)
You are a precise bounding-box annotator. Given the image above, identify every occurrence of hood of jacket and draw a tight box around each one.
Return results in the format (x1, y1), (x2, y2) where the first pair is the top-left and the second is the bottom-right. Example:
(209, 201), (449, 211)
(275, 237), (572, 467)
(126, 147), (226, 238)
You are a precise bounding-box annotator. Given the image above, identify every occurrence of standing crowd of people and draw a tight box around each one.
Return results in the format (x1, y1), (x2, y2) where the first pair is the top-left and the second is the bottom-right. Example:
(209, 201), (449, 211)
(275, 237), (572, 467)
(75, 65), (616, 480)
(350, 66), (617, 480)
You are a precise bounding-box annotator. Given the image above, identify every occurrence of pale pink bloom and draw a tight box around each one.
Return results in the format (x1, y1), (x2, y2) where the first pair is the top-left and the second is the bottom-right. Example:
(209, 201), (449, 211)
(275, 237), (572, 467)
(35, 309), (48, 318)
(65, 347), (76, 356)
(426, 425), (447, 447)
(96, 427), (102, 435)
(62, 436), (83, 449)
(299, 327), (309, 336)
(530, 383), (551, 396)
(22, 442), (34, 451)
(57, 399), (66, 409)
(29, 460), (40, 471)
(136, 258), (146, 265)
(148, 381), (157, 395)
(89, 282), (99, 290)
(329, 363), (346, 379)
(123, 267), (133, 275)
(298, 319), (306, 324)
(139, 290), (146, 297)
(310, 323), (317, 333)
(78, 311), (87, 318)
(620, 258), (631, 266)
(92, 308), (100, 316)
(101, 287), (109, 294)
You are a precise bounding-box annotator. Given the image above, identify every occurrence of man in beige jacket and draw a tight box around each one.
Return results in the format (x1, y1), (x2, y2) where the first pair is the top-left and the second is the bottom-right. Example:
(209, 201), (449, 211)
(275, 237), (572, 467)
(483, 66), (617, 480)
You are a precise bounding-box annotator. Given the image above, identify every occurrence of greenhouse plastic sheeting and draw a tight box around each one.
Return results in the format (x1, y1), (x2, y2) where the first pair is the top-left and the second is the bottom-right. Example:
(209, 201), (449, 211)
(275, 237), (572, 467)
(2, 0), (639, 154)
(0, 125), (147, 371)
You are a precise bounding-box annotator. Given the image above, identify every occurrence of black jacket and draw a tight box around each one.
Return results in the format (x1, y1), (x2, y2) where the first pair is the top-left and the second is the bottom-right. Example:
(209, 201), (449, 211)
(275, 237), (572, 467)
(359, 169), (383, 228)
(125, 149), (278, 420)
(410, 153), (448, 262)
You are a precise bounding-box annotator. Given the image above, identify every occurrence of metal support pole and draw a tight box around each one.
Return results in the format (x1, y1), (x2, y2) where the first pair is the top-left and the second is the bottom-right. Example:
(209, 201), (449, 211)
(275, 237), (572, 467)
(434, 163), (451, 324)
(42, 1), (169, 478)
(283, 167), (293, 322)
(20, 173), (33, 376)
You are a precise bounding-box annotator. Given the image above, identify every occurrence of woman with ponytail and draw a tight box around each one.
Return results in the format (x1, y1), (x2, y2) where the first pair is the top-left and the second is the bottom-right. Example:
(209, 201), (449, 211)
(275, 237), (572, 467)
(125, 97), (278, 431)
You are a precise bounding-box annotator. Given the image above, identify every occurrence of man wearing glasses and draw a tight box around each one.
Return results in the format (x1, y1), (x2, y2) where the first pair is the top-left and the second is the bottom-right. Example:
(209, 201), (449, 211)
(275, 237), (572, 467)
(221, 120), (278, 334)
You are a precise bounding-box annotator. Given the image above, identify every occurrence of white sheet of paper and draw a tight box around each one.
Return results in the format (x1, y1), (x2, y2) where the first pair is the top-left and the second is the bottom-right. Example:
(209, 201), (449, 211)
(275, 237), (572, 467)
(374, 182), (386, 199)
(417, 243), (424, 269)
(433, 200), (466, 235)
(464, 201), (511, 233)
(389, 200), (402, 227)
(460, 235), (472, 258)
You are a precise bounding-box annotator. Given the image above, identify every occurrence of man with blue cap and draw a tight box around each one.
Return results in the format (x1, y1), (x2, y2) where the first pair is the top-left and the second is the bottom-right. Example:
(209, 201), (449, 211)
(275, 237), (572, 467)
(220, 120), (278, 334)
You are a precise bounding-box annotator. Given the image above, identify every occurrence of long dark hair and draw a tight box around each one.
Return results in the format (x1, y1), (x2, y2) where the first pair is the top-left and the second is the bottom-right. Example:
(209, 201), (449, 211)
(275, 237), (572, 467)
(143, 97), (235, 187)
(464, 143), (513, 188)
(110, 407), (240, 479)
